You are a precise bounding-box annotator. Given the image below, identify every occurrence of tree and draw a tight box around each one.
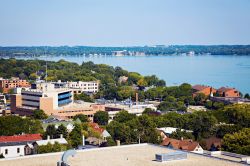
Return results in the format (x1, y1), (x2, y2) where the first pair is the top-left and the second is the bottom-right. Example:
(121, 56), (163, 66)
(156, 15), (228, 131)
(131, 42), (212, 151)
(194, 93), (206, 105)
(44, 125), (57, 139)
(56, 124), (68, 138)
(93, 111), (109, 126)
(170, 129), (194, 140)
(244, 93), (250, 99)
(222, 128), (250, 155)
(73, 114), (89, 123)
(114, 110), (136, 123)
(33, 109), (48, 120)
(74, 93), (93, 102)
(69, 124), (83, 148)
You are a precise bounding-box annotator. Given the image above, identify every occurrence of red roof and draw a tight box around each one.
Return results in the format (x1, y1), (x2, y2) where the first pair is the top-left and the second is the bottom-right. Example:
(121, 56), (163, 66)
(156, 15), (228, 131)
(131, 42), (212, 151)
(0, 134), (42, 143)
(217, 87), (237, 93)
(161, 138), (200, 151)
(89, 122), (104, 134)
(192, 85), (210, 91)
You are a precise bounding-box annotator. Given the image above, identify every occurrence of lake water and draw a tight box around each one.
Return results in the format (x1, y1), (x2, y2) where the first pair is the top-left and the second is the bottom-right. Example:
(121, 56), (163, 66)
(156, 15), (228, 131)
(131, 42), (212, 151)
(16, 55), (250, 94)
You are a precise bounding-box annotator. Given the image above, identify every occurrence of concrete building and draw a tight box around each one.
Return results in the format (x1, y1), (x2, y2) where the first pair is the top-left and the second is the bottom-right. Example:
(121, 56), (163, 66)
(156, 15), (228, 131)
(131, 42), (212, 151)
(0, 77), (30, 94)
(54, 80), (99, 94)
(10, 82), (105, 119)
(0, 144), (248, 166)
(105, 103), (157, 121)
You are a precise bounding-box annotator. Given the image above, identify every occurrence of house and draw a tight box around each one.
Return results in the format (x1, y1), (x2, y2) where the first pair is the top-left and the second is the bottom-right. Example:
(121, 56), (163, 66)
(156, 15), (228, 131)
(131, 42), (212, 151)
(192, 85), (216, 97)
(42, 121), (76, 132)
(204, 137), (222, 151)
(217, 87), (240, 98)
(161, 138), (203, 154)
(88, 122), (111, 140)
(0, 134), (42, 158)
(33, 135), (68, 154)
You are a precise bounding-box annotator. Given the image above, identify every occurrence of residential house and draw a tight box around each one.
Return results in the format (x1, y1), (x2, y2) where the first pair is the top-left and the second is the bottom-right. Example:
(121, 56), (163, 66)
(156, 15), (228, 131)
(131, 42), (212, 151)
(33, 135), (68, 154)
(161, 138), (203, 154)
(88, 122), (111, 140)
(0, 134), (42, 158)
(217, 87), (240, 98)
(192, 85), (216, 97)
(157, 127), (193, 138)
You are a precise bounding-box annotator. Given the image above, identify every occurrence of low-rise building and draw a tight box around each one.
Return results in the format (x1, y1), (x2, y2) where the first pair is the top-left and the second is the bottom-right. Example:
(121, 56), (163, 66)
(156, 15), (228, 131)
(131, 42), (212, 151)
(88, 122), (111, 140)
(0, 134), (42, 158)
(0, 77), (30, 94)
(161, 138), (203, 154)
(217, 87), (240, 98)
(192, 85), (216, 97)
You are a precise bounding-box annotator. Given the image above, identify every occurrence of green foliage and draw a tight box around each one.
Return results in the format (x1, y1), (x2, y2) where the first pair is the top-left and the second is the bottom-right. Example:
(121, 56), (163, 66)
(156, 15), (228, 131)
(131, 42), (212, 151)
(114, 110), (136, 123)
(56, 124), (68, 138)
(222, 128), (250, 155)
(0, 153), (5, 158)
(170, 129), (194, 140)
(244, 93), (250, 99)
(43, 125), (57, 139)
(74, 93), (94, 102)
(106, 137), (116, 146)
(37, 142), (67, 154)
(157, 96), (186, 112)
(93, 111), (109, 126)
(0, 116), (43, 136)
(107, 114), (161, 145)
(33, 109), (48, 120)
(215, 125), (241, 138)
(205, 101), (225, 110)
(73, 114), (89, 123)
(194, 93), (206, 105)
(117, 86), (135, 100)
(69, 124), (82, 148)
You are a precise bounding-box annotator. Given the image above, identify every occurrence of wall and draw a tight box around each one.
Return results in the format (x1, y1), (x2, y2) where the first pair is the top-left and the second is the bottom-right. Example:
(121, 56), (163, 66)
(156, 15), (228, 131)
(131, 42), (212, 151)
(0, 145), (25, 158)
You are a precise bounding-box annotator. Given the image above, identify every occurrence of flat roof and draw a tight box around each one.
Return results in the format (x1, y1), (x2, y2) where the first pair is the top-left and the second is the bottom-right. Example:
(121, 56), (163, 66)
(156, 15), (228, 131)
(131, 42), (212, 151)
(0, 144), (244, 166)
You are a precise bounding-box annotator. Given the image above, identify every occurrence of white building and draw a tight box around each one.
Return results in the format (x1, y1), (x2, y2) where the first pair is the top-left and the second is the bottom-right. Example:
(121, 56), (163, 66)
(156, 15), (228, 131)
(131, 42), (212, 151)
(0, 144), (25, 158)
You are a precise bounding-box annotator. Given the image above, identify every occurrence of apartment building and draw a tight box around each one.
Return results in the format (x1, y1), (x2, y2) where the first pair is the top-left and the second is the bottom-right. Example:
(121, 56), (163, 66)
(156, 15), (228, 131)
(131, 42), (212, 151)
(0, 77), (30, 93)
(217, 87), (240, 98)
(54, 80), (99, 94)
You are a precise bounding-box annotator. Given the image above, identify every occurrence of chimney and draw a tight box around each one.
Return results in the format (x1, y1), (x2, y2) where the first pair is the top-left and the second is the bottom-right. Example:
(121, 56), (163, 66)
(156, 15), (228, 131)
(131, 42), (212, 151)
(47, 135), (50, 140)
(116, 140), (120, 146)
(82, 135), (85, 146)
(181, 137), (184, 141)
(60, 134), (63, 139)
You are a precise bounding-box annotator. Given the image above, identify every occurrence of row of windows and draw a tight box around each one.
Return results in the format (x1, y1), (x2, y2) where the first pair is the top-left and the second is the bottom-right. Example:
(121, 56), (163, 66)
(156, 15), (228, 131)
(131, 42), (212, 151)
(21, 93), (42, 97)
(58, 109), (92, 113)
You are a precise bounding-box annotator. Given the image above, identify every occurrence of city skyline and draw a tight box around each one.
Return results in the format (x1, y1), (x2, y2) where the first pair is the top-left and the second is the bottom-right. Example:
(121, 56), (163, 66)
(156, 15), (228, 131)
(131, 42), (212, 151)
(0, 0), (250, 46)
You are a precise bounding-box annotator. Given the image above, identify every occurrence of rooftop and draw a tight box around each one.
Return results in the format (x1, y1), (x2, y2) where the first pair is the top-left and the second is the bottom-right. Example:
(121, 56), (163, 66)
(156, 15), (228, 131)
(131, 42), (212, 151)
(0, 144), (245, 166)
(0, 134), (42, 143)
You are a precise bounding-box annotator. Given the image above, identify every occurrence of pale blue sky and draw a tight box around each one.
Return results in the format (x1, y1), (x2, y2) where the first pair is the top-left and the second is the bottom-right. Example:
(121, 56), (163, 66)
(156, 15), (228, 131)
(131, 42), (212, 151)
(0, 0), (250, 46)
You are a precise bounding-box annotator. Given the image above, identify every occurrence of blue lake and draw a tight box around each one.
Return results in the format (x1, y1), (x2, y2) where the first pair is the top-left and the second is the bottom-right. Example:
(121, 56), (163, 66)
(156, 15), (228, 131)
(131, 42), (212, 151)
(17, 55), (250, 94)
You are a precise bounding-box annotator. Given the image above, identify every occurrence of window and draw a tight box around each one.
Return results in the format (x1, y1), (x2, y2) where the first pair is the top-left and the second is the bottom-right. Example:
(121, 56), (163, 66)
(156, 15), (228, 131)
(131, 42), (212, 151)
(5, 149), (8, 155)
(17, 148), (20, 153)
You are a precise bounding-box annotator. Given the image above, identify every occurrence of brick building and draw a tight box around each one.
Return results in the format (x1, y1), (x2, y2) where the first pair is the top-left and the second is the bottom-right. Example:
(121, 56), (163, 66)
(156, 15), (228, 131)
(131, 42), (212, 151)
(0, 77), (30, 93)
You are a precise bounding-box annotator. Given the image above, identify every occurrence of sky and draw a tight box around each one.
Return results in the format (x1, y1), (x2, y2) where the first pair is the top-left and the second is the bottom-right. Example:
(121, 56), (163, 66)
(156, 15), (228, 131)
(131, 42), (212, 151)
(0, 0), (250, 46)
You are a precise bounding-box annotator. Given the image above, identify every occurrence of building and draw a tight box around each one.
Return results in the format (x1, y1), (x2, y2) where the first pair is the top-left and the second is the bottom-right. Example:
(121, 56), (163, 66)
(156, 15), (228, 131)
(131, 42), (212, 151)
(54, 80), (99, 94)
(10, 82), (105, 119)
(204, 137), (222, 151)
(0, 134), (42, 158)
(0, 77), (30, 94)
(0, 144), (247, 166)
(104, 103), (157, 122)
(161, 138), (203, 154)
(157, 127), (193, 138)
(88, 122), (111, 140)
(217, 87), (240, 98)
(192, 85), (216, 97)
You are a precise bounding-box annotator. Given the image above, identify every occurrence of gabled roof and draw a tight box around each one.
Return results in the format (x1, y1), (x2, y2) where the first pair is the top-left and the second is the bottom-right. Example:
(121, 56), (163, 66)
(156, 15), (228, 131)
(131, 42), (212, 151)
(161, 138), (201, 151)
(192, 85), (210, 91)
(217, 87), (237, 93)
(89, 122), (104, 133)
(205, 137), (222, 150)
(0, 134), (42, 143)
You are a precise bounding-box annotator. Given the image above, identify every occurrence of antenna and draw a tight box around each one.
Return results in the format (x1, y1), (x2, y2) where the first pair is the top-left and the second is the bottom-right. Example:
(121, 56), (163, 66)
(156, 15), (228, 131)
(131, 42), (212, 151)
(45, 47), (48, 91)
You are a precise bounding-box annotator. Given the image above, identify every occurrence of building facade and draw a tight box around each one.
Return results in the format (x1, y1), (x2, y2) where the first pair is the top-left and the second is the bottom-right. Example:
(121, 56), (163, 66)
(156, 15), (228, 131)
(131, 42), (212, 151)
(11, 82), (104, 119)
(0, 77), (30, 93)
